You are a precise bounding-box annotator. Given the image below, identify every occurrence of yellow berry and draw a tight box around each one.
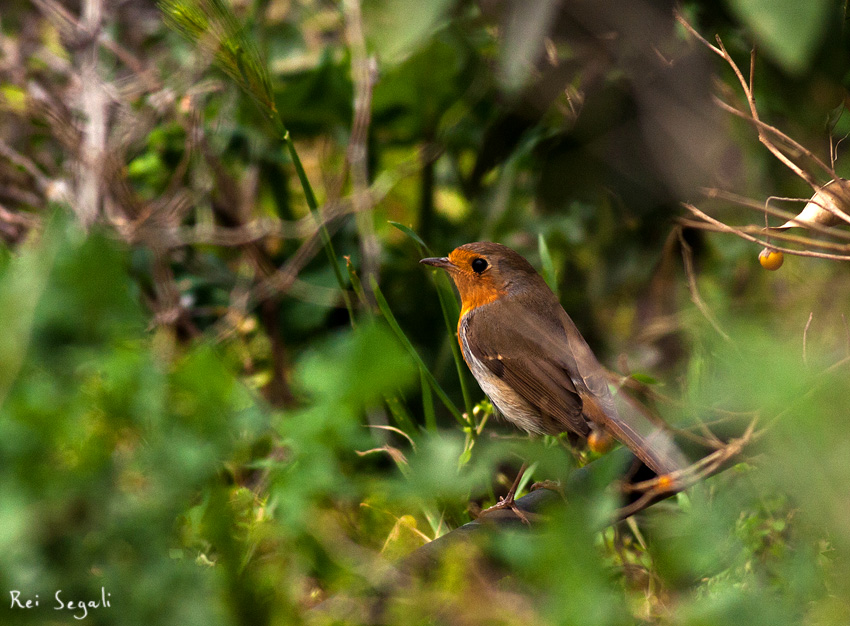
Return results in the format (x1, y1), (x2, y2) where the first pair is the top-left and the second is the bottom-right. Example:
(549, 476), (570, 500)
(759, 248), (784, 271)
(656, 474), (675, 491)
(588, 430), (613, 454)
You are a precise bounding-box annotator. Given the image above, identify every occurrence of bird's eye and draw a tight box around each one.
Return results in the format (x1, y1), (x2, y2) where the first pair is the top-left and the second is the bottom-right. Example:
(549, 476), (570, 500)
(471, 258), (488, 274)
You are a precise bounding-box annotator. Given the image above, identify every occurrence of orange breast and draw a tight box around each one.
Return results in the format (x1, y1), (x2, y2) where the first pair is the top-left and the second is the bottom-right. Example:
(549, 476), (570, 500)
(456, 285), (504, 363)
(458, 284), (504, 319)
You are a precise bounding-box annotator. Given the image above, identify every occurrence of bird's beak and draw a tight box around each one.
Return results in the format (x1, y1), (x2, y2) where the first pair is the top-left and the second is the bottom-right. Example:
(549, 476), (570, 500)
(419, 256), (455, 271)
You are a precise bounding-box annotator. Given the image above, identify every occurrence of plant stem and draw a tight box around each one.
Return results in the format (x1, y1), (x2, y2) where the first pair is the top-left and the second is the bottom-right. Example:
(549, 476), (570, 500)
(434, 273), (474, 419)
(370, 275), (467, 426)
(277, 125), (355, 321)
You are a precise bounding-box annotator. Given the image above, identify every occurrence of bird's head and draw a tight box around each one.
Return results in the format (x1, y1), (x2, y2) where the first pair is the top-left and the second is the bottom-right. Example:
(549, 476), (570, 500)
(420, 242), (544, 315)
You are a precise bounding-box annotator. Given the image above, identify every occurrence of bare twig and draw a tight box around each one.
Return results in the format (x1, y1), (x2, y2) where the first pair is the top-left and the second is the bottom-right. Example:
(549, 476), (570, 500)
(0, 140), (52, 191)
(702, 188), (850, 240)
(33, 0), (161, 90)
(803, 312), (814, 367)
(675, 10), (830, 185)
(682, 203), (850, 261)
(712, 98), (838, 187)
(675, 10), (850, 258)
(765, 194), (850, 237)
(73, 0), (107, 228)
(676, 227), (733, 342)
(675, 11), (722, 55)
(150, 246), (183, 329)
(678, 218), (850, 253)
(712, 35), (819, 187)
(344, 0), (380, 303)
(616, 417), (756, 519)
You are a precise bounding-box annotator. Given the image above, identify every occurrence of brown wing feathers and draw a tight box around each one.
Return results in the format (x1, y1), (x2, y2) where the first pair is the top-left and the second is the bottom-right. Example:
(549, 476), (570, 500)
(467, 301), (684, 476)
(465, 304), (587, 435)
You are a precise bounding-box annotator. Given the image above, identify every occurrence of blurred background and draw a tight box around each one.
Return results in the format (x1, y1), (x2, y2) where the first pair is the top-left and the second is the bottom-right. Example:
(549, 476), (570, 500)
(1, 0), (850, 624)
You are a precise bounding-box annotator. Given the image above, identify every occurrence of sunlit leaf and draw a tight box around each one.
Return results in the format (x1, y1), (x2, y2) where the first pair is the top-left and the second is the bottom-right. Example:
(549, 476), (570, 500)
(726, 0), (831, 74)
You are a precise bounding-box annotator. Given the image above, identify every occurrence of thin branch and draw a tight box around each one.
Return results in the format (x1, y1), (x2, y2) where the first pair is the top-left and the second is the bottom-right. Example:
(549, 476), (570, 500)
(33, 0), (161, 90)
(677, 227), (733, 342)
(803, 312), (814, 367)
(344, 0), (380, 303)
(682, 203), (850, 261)
(702, 188), (850, 241)
(674, 11), (850, 261)
(714, 35), (822, 187)
(616, 423), (753, 519)
(765, 193), (850, 234)
(0, 140), (52, 191)
(675, 11), (722, 55)
(748, 46), (755, 95)
(677, 10), (835, 186)
(678, 219), (850, 253)
(712, 98), (837, 185)
(73, 0), (107, 228)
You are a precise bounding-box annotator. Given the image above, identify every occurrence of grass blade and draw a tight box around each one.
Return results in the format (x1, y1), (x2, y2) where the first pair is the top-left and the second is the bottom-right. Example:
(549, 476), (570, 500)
(383, 393), (418, 438)
(345, 255), (369, 318)
(391, 222), (475, 419)
(370, 275), (467, 427)
(160, 0), (354, 320)
(431, 271), (473, 418)
(538, 233), (559, 297)
(389, 221), (431, 252)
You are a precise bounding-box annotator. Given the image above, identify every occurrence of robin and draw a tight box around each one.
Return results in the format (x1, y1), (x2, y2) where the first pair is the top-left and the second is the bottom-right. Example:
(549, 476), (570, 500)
(421, 242), (684, 518)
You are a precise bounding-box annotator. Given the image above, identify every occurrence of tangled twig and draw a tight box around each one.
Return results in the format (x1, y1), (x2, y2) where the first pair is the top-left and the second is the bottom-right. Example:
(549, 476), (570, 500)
(674, 10), (850, 260)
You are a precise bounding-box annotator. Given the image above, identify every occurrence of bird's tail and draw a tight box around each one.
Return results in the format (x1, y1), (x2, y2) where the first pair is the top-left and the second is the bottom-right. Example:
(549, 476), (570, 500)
(581, 392), (687, 477)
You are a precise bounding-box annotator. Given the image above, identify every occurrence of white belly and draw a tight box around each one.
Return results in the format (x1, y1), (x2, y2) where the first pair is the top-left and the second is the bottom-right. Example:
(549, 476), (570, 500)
(459, 321), (547, 435)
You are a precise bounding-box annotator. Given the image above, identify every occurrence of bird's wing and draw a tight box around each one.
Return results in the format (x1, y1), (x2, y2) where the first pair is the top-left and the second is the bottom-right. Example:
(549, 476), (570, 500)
(555, 306), (687, 476)
(468, 298), (686, 476)
(464, 301), (589, 436)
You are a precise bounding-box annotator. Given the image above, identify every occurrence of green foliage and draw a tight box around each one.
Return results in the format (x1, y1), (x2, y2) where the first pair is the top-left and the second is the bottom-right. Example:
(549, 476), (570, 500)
(538, 233), (558, 297)
(362, 0), (457, 67)
(160, 0), (276, 118)
(726, 0), (832, 74)
(0, 217), (266, 625)
(371, 274), (466, 426)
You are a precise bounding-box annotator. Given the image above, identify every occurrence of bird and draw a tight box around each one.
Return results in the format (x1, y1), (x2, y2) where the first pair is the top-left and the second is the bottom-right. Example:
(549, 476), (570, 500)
(421, 241), (684, 519)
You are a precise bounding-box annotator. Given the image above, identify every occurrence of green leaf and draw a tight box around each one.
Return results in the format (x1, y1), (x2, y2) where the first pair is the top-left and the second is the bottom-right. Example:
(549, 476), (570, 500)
(389, 221), (431, 253)
(345, 256), (369, 317)
(127, 152), (165, 179)
(0, 217), (58, 405)
(370, 275), (466, 426)
(0, 84), (27, 113)
(299, 320), (415, 407)
(726, 0), (831, 74)
(363, 0), (456, 67)
(384, 393), (418, 436)
(630, 372), (659, 386)
(537, 233), (558, 297)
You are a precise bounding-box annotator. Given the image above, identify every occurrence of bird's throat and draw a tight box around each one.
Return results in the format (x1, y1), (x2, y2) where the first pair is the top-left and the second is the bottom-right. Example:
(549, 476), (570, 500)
(458, 285), (504, 320)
